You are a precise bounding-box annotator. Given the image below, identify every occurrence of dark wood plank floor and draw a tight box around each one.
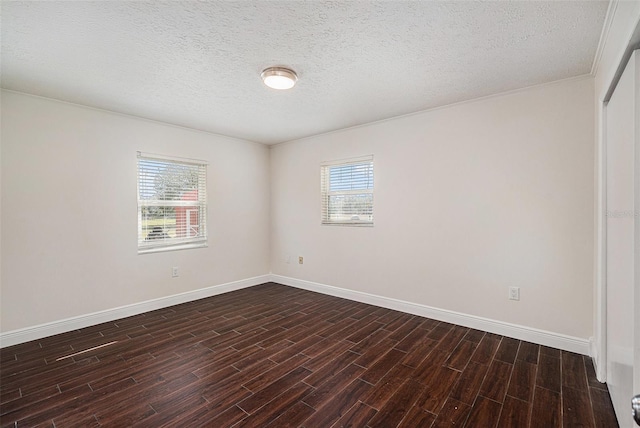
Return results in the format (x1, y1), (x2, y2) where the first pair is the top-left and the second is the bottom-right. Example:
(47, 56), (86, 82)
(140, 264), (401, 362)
(0, 283), (619, 427)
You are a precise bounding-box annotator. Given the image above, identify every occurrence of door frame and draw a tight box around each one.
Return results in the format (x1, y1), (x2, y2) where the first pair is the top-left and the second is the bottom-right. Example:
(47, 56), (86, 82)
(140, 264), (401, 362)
(595, 16), (640, 382)
(595, 100), (608, 382)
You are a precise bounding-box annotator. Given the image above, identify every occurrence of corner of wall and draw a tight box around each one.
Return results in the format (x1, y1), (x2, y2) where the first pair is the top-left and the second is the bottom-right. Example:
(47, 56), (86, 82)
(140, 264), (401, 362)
(0, 275), (271, 348)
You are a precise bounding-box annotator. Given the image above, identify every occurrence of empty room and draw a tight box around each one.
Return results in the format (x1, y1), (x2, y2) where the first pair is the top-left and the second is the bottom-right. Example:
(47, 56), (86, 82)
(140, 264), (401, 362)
(1, 1), (640, 427)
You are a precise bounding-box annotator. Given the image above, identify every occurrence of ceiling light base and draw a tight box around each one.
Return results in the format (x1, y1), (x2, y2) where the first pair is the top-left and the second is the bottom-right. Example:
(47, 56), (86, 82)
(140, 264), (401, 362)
(261, 67), (298, 90)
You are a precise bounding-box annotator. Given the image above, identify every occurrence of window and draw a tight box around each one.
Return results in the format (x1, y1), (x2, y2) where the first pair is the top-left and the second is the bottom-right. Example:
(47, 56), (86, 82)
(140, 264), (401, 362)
(321, 155), (374, 226)
(137, 152), (207, 254)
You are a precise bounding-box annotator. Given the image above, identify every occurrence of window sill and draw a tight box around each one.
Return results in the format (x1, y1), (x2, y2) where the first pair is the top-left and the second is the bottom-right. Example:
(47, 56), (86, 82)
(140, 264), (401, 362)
(138, 242), (208, 255)
(321, 222), (374, 227)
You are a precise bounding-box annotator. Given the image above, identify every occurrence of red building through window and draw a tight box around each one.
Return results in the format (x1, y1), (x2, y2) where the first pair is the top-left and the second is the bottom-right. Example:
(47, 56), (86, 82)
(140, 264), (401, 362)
(175, 190), (199, 238)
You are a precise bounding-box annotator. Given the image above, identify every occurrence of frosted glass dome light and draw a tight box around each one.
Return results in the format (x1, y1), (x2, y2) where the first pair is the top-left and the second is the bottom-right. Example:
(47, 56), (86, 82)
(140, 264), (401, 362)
(261, 67), (298, 90)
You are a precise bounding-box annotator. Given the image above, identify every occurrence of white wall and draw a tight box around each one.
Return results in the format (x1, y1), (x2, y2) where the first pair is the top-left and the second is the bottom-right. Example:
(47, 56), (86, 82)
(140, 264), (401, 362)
(1, 91), (270, 332)
(271, 77), (595, 340)
(0, 66), (601, 346)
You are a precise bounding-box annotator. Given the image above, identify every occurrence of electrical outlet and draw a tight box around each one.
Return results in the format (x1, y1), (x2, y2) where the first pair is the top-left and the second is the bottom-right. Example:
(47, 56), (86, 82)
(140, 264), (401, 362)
(298, 256), (303, 264)
(509, 287), (520, 301)
(172, 267), (179, 278)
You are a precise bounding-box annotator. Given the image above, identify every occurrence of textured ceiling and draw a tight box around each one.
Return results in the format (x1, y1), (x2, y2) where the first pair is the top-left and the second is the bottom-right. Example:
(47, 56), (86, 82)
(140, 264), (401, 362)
(2, 1), (609, 144)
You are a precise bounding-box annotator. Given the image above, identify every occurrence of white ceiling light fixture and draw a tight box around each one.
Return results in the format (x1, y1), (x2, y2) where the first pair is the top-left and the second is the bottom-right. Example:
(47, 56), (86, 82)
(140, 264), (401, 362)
(261, 67), (298, 90)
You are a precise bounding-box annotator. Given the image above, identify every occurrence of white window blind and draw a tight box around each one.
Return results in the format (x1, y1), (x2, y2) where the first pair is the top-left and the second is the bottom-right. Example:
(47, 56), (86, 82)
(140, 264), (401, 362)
(137, 152), (208, 254)
(321, 155), (374, 226)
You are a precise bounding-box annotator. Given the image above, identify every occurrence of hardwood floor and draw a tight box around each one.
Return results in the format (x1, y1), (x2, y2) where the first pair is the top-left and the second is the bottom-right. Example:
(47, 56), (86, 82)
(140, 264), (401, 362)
(0, 283), (619, 427)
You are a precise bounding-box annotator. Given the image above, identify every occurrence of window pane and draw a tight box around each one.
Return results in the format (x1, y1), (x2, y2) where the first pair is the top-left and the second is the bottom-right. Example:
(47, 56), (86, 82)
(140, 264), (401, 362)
(141, 206), (175, 240)
(329, 163), (373, 191)
(138, 159), (200, 201)
(328, 193), (373, 221)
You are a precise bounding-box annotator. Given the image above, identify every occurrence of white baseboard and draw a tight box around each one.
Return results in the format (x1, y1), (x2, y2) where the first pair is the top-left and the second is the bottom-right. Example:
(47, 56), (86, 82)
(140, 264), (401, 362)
(2, 273), (592, 357)
(591, 338), (608, 383)
(589, 337), (607, 383)
(0, 275), (270, 348)
(270, 274), (591, 356)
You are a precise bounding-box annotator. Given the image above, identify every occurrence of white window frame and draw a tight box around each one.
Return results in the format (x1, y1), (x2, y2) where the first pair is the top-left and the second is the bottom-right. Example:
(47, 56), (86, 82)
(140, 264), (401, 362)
(137, 151), (208, 254)
(321, 155), (374, 226)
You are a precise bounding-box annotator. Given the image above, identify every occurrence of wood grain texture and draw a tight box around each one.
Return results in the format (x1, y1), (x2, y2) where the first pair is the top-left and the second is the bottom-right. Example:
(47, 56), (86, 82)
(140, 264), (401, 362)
(0, 283), (617, 427)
